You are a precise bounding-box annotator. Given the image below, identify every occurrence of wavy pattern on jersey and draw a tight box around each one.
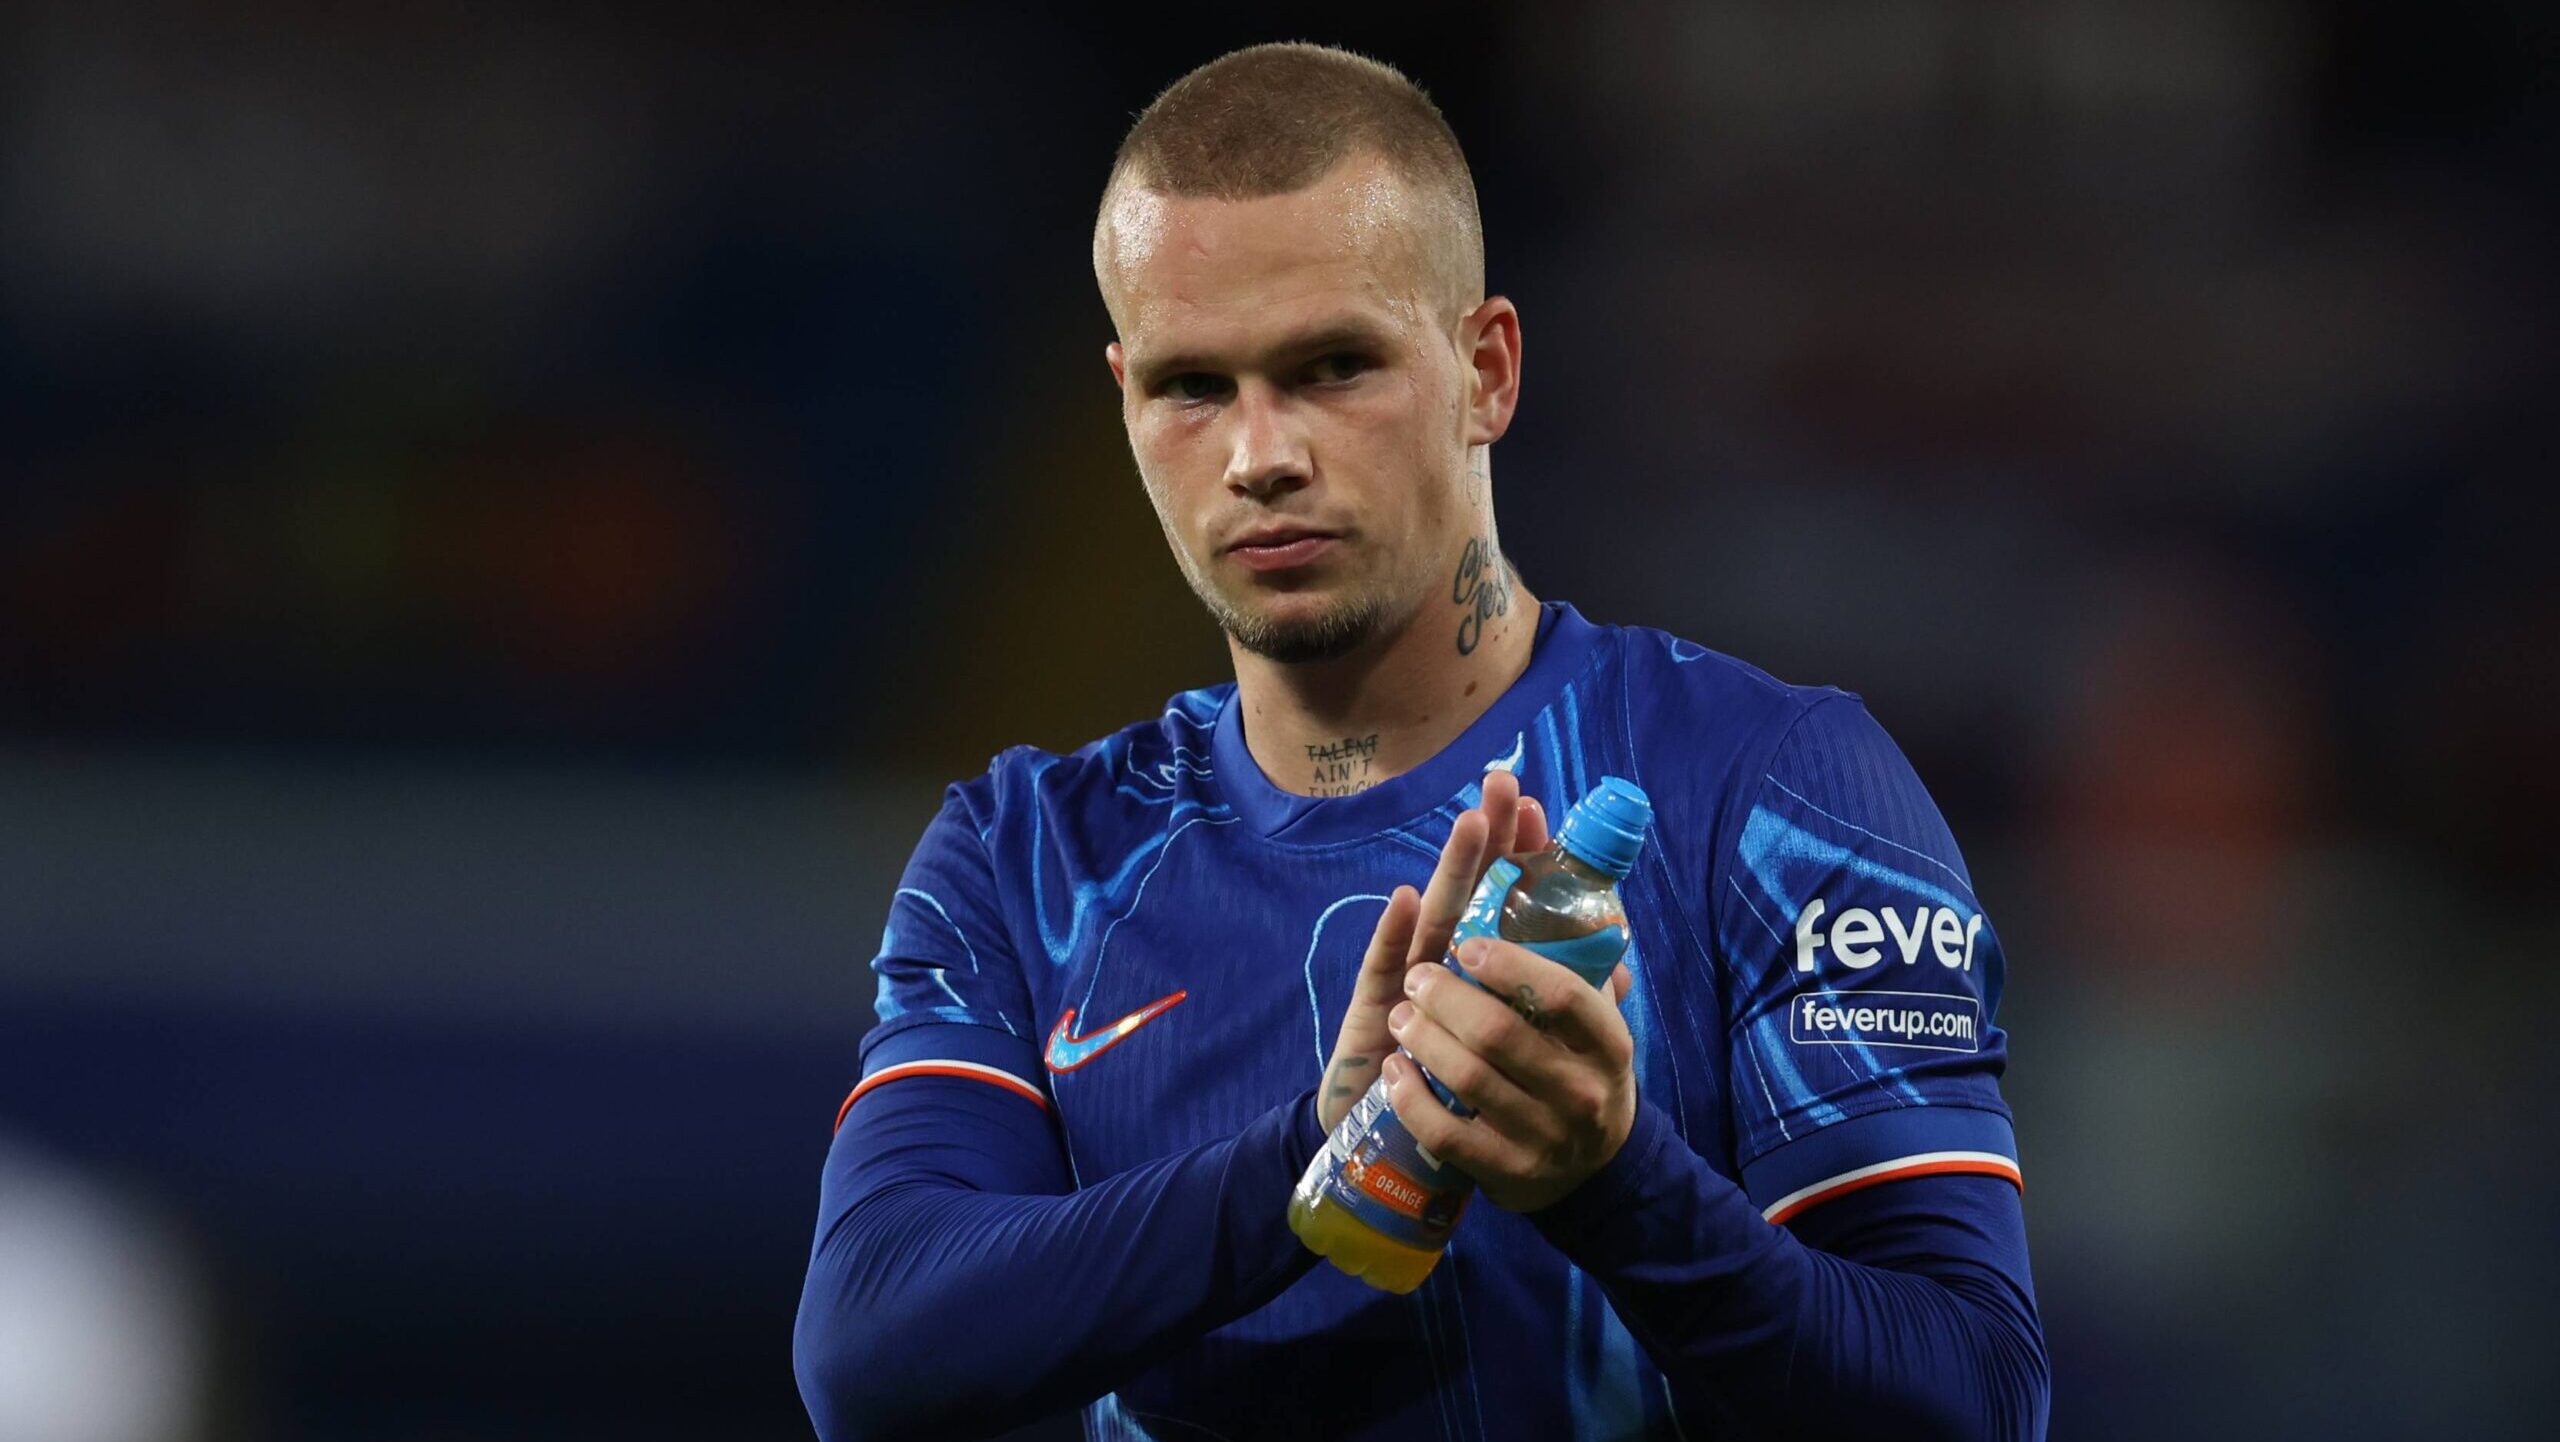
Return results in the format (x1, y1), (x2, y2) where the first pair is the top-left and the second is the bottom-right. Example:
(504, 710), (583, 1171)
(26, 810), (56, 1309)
(989, 697), (1239, 972)
(1100, 693), (1220, 805)
(1073, 811), (1238, 1024)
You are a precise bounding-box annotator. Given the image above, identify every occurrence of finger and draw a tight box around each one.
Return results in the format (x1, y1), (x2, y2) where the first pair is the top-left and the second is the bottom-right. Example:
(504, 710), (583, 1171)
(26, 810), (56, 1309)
(1381, 1052), (1532, 1180)
(1406, 953), (1581, 1099)
(1452, 937), (1636, 1075)
(1350, 887), (1421, 1009)
(1608, 962), (1633, 1008)
(1512, 794), (1550, 857)
(1476, 768), (1522, 860)
(1328, 887), (1418, 1060)
(1407, 808), (1491, 968)
(1320, 889), (1424, 1128)
(1387, 999), (1559, 1149)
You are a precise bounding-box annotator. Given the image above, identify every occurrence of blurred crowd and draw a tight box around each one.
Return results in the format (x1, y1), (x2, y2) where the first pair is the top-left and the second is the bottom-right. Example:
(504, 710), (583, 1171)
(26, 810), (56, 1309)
(2, 3), (2550, 1439)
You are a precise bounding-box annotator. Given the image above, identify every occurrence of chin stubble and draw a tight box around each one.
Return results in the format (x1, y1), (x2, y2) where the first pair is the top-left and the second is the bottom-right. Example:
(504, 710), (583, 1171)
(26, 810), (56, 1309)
(1172, 543), (1423, 665)
(1213, 590), (1388, 664)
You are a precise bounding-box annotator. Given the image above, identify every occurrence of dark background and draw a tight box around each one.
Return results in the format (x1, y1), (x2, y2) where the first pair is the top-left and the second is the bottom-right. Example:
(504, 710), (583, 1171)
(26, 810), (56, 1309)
(2, 3), (2551, 1439)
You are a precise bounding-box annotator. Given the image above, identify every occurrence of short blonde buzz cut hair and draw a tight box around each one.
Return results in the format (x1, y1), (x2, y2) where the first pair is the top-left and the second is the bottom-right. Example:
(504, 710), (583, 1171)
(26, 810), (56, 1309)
(1094, 42), (1487, 318)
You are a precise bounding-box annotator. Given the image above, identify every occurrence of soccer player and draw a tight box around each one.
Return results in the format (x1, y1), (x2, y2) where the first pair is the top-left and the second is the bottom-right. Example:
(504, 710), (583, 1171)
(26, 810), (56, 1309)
(795, 42), (2047, 1442)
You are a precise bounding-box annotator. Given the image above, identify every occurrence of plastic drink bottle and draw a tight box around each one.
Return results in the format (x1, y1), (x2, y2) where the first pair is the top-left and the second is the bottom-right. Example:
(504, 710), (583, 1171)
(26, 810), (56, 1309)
(1288, 777), (1654, 1293)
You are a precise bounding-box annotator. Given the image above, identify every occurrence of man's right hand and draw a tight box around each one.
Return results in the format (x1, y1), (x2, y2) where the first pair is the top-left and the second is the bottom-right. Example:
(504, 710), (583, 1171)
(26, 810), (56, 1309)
(1315, 769), (1547, 1133)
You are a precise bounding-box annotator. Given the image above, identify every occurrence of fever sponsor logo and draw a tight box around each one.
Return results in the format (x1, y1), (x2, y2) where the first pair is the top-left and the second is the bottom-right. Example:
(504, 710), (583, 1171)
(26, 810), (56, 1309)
(1793, 898), (1984, 973)
(1789, 990), (1982, 1053)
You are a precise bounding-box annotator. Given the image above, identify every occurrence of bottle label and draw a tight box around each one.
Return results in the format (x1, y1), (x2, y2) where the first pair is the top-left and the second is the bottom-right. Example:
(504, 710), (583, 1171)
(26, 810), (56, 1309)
(1446, 858), (1629, 986)
(1298, 1074), (1472, 1250)
(1481, 926), (1629, 988)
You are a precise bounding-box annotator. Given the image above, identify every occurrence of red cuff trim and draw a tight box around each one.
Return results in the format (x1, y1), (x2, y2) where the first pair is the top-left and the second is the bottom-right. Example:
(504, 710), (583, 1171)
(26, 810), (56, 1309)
(832, 1059), (1051, 1132)
(1761, 1151), (2022, 1225)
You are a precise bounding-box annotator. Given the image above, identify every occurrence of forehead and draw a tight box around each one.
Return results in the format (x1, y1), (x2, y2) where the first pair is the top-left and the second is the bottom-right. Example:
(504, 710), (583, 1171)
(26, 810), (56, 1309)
(1103, 156), (1437, 353)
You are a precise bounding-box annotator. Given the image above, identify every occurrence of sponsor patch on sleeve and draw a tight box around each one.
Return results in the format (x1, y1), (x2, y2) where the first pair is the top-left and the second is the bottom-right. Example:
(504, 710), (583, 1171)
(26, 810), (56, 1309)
(1787, 990), (1981, 1053)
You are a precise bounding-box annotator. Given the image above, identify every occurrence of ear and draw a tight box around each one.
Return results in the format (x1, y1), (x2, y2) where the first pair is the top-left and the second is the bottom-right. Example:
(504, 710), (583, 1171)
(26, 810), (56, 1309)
(1460, 297), (1522, 447)
(1106, 341), (1128, 392)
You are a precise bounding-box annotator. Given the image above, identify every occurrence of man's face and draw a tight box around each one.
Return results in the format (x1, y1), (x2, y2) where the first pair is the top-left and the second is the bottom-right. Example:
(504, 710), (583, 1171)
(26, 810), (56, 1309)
(1099, 154), (1498, 664)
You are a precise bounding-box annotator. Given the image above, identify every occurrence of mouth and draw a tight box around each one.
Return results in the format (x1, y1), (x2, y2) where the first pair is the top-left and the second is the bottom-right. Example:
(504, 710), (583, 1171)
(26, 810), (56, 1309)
(1223, 527), (1342, 573)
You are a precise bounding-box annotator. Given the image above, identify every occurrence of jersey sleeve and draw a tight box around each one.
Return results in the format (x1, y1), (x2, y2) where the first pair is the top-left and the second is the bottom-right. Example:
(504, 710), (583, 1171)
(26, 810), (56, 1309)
(847, 785), (1049, 1120)
(1713, 695), (2022, 1223)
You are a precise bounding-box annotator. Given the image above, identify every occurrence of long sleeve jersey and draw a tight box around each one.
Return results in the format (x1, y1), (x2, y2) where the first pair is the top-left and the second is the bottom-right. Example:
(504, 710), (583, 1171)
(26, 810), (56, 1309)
(797, 602), (2046, 1439)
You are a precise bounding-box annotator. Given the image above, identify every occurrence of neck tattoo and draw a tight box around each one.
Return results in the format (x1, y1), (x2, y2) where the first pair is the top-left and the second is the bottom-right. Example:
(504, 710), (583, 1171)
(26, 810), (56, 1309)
(1307, 733), (1382, 797)
(1452, 537), (1512, 656)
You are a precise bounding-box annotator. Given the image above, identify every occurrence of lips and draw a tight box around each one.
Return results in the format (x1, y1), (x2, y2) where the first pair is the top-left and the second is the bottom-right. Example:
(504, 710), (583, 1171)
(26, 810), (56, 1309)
(1226, 524), (1337, 551)
(1225, 528), (1340, 572)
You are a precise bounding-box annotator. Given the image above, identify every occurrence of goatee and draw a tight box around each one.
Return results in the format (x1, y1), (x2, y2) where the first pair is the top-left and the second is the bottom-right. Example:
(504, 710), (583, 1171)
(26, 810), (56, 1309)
(1207, 591), (1387, 664)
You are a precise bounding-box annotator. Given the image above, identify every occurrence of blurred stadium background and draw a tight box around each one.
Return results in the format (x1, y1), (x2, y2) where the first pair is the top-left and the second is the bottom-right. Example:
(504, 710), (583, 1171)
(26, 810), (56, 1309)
(2, 3), (2551, 1439)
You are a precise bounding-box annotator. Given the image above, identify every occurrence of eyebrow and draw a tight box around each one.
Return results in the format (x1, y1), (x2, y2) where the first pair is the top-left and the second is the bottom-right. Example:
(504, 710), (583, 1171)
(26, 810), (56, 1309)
(1131, 319), (1393, 391)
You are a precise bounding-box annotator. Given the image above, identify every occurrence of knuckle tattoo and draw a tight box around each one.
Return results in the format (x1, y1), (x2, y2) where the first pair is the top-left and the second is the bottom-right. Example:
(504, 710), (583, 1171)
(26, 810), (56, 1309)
(1509, 982), (1559, 1033)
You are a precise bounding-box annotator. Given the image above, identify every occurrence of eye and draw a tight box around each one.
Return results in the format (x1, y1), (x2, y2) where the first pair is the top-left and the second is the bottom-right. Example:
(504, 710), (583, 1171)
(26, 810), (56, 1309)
(1309, 352), (1371, 385)
(1164, 373), (1232, 403)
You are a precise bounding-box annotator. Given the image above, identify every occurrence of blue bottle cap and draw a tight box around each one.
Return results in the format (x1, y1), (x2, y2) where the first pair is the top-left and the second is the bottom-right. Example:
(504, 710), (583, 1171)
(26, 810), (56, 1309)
(1557, 776), (1652, 878)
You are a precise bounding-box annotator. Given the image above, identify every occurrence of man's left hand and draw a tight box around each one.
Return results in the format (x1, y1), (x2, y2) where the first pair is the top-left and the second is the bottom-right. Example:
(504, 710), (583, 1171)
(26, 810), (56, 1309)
(1383, 936), (1639, 1214)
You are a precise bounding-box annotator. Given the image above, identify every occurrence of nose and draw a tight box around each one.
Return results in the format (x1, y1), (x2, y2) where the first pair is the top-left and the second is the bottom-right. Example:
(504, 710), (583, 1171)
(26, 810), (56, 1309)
(1221, 382), (1310, 502)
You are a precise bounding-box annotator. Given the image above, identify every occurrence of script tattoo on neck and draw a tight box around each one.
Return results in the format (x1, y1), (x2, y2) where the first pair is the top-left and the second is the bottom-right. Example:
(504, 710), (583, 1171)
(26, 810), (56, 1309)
(1308, 733), (1381, 797)
(1452, 537), (1512, 656)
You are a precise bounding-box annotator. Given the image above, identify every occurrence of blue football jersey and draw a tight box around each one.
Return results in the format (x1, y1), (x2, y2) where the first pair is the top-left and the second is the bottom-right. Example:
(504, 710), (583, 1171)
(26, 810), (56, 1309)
(852, 601), (2021, 1440)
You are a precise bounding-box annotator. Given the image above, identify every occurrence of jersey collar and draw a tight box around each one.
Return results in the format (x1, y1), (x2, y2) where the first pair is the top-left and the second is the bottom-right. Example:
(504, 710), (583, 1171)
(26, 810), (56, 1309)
(1209, 601), (1601, 846)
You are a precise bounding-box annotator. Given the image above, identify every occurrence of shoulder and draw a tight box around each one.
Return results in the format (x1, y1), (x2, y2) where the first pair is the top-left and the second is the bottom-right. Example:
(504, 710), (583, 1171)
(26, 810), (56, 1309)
(1602, 626), (1931, 819)
(1586, 614), (1859, 786)
(1570, 613), (1944, 905)
(950, 683), (1233, 847)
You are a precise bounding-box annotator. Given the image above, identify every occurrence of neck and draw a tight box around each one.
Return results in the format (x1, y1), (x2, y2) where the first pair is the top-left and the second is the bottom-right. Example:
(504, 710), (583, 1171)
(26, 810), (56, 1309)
(1231, 549), (1539, 800)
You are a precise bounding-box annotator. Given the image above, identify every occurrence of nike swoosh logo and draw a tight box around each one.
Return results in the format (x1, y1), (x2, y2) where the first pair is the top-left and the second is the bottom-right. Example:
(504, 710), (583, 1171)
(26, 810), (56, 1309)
(1044, 990), (1189, 1073)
